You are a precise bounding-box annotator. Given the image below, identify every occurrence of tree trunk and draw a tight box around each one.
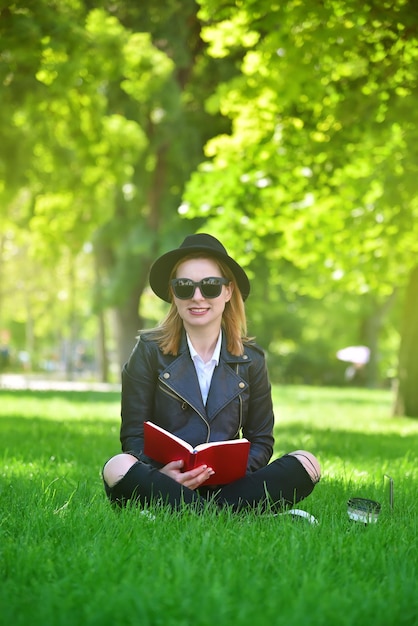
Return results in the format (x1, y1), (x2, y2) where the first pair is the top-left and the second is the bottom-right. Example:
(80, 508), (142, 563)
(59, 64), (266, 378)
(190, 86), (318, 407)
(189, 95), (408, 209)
(113, 291), (143, 368)
(393, 265), (418, 417)
(359, 291), (397, 387)
(96, 307), (109, 383)
(93, 253), (110, 383)
(65, 257), (76, 380)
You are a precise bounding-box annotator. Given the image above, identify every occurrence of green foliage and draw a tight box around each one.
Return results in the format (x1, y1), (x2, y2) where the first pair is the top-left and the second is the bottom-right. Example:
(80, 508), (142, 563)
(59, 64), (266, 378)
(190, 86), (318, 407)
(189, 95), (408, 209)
(186, 0), (418, 295)
(0, 386), (417, 625)
(1, 0), (417, 390)
(1, 0), (232, 364)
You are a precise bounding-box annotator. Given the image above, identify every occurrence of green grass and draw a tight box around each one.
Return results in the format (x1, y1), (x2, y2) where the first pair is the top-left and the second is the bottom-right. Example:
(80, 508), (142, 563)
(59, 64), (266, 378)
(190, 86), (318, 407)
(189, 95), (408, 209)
(1, 385), (417, 626)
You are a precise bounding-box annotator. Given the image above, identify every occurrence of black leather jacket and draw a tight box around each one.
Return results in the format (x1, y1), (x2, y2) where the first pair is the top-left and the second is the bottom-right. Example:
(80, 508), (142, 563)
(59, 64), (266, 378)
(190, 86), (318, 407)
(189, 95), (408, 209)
(120, 331), (275, 473)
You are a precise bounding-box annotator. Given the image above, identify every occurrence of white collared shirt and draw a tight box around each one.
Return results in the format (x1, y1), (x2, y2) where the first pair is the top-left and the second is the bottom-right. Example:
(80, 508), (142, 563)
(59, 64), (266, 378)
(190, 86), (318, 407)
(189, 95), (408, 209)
(187, 331), (222, 405)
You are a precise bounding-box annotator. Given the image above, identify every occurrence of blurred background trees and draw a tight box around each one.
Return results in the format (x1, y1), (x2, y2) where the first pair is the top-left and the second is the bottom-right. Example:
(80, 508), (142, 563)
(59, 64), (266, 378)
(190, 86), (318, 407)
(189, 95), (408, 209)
(1, 0), (417, 415)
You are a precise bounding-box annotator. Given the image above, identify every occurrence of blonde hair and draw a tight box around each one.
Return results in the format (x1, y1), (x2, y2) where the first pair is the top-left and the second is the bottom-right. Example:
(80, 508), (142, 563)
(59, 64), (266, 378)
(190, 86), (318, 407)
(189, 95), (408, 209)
(144, 254), (250, 356)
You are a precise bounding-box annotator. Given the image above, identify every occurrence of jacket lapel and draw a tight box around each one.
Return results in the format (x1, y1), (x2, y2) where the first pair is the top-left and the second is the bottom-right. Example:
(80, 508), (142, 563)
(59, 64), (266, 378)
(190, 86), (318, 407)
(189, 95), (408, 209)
(158, 332), (250, 422)
(159, 350), (206, 417)
(205, 361), (248, 421)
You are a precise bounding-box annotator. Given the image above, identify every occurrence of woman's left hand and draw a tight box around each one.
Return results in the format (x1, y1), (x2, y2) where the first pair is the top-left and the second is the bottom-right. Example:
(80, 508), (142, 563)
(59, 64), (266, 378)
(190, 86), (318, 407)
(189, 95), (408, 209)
(159, 460), (215, 490)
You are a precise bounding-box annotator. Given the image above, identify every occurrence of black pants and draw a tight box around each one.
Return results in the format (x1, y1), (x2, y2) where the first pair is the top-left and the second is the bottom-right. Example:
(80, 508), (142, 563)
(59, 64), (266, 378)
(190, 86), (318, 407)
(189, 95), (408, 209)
(103, 455), (316, 513)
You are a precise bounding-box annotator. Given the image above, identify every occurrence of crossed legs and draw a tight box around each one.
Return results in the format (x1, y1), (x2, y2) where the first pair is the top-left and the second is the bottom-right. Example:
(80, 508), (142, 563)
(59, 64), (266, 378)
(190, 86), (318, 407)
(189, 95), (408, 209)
(103, 450), (321, 512)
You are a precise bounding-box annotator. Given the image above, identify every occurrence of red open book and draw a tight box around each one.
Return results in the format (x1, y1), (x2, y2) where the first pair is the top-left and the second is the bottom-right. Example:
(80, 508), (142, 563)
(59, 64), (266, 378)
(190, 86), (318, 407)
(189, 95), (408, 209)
(143, 421), (250, 485)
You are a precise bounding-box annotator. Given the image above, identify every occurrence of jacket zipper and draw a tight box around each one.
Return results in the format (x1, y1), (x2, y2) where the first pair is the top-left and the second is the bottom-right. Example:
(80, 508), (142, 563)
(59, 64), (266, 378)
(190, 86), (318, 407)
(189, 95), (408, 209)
(159, 380), (211, 443)
(235, 363), (243, 438)
(158, 384), (188, 410)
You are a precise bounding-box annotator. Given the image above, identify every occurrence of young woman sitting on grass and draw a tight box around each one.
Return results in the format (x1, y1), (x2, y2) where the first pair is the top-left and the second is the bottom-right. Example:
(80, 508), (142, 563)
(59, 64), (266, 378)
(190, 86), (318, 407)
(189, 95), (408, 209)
(103, 234), (321, 511)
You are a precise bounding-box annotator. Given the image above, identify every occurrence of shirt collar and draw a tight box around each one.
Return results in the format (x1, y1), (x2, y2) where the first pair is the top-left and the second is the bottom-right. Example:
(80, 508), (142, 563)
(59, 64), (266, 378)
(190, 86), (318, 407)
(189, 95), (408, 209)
(187, 329), (222, 365)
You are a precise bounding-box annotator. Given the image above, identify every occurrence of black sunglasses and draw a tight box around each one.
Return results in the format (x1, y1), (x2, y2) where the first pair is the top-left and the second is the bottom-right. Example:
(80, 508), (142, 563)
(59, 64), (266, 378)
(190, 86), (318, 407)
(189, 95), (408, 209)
(170, 277), (230, 300)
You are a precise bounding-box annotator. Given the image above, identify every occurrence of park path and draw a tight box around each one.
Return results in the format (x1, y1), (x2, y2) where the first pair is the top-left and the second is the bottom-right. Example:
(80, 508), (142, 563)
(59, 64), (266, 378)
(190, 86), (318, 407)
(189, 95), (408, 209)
(0, 373), (120, 392)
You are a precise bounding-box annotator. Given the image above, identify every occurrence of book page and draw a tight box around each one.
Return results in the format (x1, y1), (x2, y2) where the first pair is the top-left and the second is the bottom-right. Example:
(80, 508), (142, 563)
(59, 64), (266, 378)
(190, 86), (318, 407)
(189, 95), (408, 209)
(144, 421), (194, 452)
(194, 438), (249, 452)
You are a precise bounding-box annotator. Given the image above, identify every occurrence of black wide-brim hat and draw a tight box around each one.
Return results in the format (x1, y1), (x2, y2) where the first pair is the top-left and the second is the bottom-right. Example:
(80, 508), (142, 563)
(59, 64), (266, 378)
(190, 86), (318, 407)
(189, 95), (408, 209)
(149, 233), (250, 302)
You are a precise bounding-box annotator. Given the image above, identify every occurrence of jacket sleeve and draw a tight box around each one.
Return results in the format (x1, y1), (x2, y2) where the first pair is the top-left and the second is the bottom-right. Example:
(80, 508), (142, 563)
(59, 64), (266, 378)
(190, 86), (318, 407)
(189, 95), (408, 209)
(120, 336), (159, 458)
(242, 346), (275, 472)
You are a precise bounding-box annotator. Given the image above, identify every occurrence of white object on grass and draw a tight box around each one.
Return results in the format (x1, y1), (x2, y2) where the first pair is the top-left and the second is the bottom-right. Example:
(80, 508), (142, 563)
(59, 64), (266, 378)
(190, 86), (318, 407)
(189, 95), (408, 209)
(284, 509), (319, 525)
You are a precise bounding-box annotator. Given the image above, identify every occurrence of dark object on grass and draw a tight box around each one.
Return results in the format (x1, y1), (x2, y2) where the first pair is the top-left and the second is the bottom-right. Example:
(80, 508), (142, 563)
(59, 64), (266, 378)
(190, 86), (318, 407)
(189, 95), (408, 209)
(347, 497), (381, 524)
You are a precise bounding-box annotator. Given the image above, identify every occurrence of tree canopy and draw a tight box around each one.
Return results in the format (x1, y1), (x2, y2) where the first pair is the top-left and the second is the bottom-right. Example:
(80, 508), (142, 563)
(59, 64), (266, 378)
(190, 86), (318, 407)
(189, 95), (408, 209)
(185, 0), (418, 293)
(1, 0), (418, 414)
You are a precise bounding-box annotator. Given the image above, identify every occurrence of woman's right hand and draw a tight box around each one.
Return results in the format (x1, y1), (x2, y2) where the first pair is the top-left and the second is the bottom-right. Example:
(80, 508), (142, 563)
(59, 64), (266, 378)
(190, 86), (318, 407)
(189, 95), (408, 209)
(159, 460), (215, 490)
